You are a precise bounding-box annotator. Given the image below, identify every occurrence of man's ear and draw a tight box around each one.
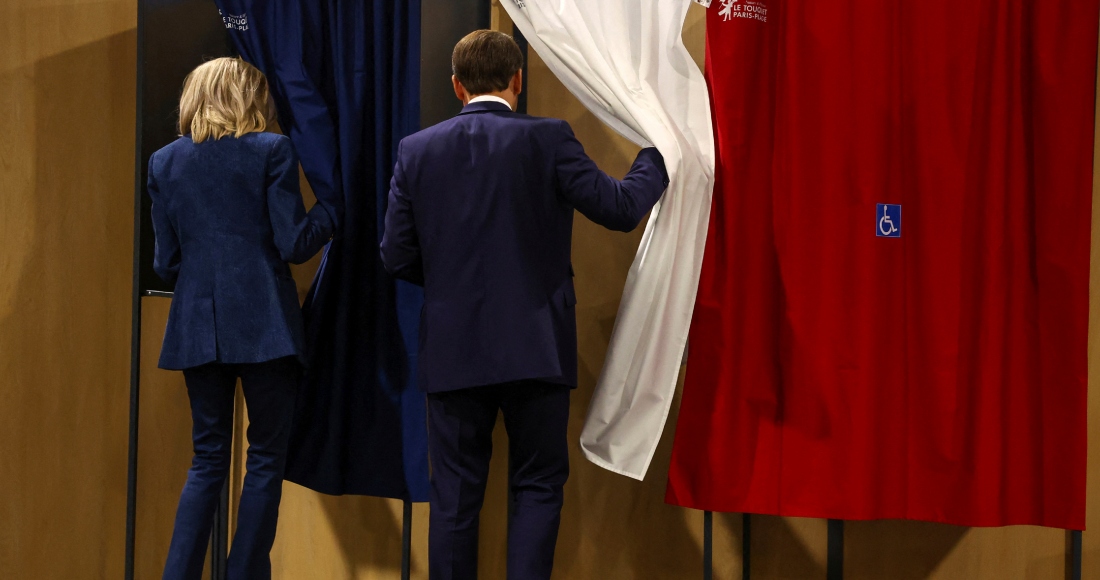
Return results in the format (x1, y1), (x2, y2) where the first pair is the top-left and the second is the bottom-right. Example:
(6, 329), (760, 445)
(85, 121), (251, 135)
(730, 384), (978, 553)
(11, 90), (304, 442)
(453, 75), (467, 103)
(511, 70), (524, 96)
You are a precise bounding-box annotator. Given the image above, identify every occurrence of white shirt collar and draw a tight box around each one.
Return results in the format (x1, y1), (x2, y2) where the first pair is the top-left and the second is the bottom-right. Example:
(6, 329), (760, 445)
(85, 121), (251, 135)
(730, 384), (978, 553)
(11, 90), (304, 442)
(468, 95), (513, 110)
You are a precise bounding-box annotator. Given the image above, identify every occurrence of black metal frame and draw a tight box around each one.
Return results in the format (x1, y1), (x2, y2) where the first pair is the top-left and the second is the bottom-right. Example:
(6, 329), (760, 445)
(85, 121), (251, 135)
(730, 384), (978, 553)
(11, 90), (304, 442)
(700, 512), (751, 579)
(1069, 530), (1083, 580)
(402, 501), (414, 580)
(826, 519), (843, 580)
(514, 29), (529, 115)
(742, 513), (752, 578)
(702, 511), (712, 580)
(123, 0), (147, 575)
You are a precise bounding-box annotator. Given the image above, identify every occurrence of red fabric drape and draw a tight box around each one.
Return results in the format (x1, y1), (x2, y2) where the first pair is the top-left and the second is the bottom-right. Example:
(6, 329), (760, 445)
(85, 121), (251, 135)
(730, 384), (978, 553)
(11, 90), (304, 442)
(667, 0), (1097, 529)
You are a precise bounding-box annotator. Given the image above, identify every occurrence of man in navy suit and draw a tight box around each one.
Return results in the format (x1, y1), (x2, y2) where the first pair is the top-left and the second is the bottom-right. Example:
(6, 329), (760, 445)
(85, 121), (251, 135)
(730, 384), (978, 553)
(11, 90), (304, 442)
(381, 30), (669, 579)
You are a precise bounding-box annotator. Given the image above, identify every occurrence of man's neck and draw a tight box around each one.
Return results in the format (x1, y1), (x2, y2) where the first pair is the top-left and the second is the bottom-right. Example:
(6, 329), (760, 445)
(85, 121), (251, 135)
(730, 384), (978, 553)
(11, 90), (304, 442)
(466, 92), (516, 111)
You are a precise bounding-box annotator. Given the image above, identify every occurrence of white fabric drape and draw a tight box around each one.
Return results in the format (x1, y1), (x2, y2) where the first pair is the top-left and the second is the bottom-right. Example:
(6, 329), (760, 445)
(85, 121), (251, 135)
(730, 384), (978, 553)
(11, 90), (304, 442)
(503, 0), (715, 479)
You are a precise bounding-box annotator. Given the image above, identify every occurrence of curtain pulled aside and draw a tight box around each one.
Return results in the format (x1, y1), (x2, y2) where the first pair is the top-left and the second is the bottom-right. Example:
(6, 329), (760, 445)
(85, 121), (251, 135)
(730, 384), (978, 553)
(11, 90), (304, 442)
(215, 0), (429, 501)
(504, 0), (716, 480)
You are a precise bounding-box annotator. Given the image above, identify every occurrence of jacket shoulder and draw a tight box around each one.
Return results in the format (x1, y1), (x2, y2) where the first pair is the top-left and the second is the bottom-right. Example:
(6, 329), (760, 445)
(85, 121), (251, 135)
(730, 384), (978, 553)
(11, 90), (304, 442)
(246, 131), (286, 145)
(152, 136), (190, 159)
(399, 119), (457, 150)
(241, 131), (287, 152)
(501, 114), (574, 145)
(149, 136), (191, 174)
(399, 114), (571, 151)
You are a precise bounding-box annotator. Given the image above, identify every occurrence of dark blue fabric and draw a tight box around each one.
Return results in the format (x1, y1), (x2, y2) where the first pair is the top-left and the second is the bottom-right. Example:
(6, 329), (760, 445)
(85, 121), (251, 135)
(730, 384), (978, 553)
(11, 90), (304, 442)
(163, 357), (299, 580)
(149, 133), (334, 370)
(214, 0), (429, 501)
(426, 381), (571, 580)
(381, 101), (670, 393)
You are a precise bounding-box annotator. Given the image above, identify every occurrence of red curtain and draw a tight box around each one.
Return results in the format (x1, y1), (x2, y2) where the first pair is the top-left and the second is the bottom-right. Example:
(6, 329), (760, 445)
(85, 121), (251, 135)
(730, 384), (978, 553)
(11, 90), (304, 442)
(668, 0), (1097, 529)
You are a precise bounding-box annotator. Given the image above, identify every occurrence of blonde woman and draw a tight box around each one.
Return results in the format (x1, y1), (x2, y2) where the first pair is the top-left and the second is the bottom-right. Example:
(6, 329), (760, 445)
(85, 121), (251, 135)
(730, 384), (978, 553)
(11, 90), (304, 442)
(148, 57), (335, 579)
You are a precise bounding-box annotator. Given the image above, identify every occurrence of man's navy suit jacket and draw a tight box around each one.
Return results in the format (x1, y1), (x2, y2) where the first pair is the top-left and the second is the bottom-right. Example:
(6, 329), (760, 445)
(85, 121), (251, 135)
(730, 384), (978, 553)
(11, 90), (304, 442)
(380, 101), (669, 394)
(149, 132), (334, 370)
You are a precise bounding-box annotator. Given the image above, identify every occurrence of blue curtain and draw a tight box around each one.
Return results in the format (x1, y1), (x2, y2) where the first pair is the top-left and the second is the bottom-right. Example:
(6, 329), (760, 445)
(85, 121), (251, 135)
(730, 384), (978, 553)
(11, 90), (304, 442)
(213, 0), (429, 501)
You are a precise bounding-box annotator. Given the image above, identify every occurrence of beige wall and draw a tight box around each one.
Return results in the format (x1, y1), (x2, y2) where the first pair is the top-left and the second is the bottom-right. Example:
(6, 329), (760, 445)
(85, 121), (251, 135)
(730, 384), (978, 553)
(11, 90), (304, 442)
(3, 1), (1099, 578)
(0, 0), (136, 578)
(136, 298), (210, 579)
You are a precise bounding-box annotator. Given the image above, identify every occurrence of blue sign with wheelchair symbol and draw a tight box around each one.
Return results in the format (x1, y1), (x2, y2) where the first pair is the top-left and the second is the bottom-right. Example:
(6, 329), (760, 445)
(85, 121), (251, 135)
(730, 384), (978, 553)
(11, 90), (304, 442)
(876, 204), (901, 238)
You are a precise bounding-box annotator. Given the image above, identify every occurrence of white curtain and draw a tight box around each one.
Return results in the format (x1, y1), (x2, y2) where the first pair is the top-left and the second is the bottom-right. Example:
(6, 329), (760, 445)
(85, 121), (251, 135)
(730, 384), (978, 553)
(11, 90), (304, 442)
(503, 0), (715, 479)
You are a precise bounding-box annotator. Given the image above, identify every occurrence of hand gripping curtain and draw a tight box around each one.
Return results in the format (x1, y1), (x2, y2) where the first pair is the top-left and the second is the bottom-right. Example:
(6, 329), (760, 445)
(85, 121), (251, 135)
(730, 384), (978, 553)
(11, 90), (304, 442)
(504, 0), (715, 479)
(214, 0), (429, 501)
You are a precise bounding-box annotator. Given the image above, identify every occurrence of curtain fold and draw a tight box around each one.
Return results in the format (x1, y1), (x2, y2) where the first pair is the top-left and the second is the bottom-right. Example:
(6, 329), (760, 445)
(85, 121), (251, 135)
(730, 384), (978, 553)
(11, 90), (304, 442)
(503, 0), (715, 480)
(214, 0), (429, 501)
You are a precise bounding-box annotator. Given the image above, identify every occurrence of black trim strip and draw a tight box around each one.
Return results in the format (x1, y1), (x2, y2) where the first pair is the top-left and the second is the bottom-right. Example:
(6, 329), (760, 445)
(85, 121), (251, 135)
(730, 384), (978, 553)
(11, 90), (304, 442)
(124, 1), (148, 576)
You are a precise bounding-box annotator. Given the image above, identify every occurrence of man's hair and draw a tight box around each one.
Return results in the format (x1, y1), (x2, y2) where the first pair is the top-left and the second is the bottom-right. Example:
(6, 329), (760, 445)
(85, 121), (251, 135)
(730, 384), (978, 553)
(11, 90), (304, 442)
(179, 57), (271, 143)
(452, 30), (524, 95)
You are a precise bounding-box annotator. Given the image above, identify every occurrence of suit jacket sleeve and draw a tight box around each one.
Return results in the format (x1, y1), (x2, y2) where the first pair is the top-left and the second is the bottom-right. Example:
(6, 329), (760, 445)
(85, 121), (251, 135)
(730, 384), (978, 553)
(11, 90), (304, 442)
(554, 121), (670, 232)
(149, 153), (181, 285)
(380, 142), (424, 285)
(267, 136), (334, 265)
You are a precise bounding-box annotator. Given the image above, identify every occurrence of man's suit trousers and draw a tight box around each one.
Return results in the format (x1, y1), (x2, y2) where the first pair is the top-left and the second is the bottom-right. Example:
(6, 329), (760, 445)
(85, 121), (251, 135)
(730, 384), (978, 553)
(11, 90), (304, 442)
(427, 381), (571, 580)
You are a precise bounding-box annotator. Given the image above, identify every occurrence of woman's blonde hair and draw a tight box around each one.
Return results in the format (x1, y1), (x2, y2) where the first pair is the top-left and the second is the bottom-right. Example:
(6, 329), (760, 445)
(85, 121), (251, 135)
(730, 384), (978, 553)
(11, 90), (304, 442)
(179, 57), (271, 143)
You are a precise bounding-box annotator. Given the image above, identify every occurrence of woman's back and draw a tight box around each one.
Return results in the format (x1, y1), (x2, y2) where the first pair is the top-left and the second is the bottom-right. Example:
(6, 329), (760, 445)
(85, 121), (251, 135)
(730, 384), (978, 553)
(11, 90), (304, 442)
(154, 132), (284, 271)
(149, 132), (334, 370)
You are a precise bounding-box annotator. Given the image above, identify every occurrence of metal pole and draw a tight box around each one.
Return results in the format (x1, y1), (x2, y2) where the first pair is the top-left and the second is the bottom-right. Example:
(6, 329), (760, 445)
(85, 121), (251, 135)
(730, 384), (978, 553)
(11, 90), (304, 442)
(1067, 530), (1083, 580)
(742, 513), (751, 580)
(123, 186), (144, 580)
(402, 500), (414, 580)
(702, 511), (712, 580)
(124, 2), (148, 578)
(827, 519), (844, 580)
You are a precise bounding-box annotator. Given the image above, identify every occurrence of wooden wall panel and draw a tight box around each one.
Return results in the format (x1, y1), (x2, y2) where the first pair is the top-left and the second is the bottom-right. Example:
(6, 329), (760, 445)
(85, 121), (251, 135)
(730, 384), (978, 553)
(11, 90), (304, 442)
(0, 1), (136, 578)
(269, 489), (429, 579)
(135, 297), (208, 580)
(846, 522), (1065, 580)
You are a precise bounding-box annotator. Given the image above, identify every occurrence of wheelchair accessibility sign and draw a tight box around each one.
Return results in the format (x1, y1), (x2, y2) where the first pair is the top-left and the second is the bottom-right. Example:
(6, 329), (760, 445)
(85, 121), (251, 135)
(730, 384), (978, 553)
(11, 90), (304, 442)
(876, 204), (901, 238)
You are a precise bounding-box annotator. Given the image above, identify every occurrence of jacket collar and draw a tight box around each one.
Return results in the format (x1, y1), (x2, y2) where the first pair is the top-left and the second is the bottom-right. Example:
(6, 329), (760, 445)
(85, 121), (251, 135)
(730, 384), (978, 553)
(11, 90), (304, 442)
(458, 101), (514, 115)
